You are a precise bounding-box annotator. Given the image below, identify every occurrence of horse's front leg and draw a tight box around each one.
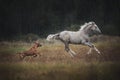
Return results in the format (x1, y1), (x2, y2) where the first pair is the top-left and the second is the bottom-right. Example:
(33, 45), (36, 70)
(93, 45), (100, 54)
(83, 42), (100, 54)
(87, 48), (92, 54)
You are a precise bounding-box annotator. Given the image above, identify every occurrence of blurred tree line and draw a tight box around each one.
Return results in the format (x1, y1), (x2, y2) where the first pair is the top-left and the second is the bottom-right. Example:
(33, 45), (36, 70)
(0, 0), (120, 40)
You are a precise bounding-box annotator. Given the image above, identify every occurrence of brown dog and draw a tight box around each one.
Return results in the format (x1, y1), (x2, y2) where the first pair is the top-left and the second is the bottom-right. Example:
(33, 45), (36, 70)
(18, 41), (42, 59)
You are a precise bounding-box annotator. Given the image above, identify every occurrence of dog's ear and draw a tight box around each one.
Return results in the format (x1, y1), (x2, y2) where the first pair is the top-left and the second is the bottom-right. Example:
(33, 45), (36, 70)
(34, 40), (39, 44)
(39, 43), (42, 46)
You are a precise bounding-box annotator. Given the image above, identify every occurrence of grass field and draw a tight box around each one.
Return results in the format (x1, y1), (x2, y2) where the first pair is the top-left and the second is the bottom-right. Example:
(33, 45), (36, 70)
(0, 35), (120, 80)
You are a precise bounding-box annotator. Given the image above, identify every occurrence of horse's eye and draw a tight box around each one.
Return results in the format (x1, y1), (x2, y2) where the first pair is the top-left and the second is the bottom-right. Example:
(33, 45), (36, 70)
(95, 26), (97, 29)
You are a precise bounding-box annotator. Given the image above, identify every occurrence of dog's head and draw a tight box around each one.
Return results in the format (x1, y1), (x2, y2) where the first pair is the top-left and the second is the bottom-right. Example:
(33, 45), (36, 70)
(34, 41), (42, 47)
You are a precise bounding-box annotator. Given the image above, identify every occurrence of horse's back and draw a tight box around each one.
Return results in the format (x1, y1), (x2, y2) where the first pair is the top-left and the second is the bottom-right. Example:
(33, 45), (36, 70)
(59, 31), (70, 41)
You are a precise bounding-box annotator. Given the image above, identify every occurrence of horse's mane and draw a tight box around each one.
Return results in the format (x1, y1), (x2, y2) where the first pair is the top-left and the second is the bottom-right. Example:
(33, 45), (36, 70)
(79, 23), (88, 31)
(79, 21), (95, 31)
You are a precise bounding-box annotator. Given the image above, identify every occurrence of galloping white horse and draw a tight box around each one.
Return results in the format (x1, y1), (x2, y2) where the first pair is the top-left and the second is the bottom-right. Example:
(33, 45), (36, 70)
(46, 21), (101, 57)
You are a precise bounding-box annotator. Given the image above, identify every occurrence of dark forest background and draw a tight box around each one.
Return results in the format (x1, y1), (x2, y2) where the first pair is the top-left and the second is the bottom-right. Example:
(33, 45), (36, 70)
(0, 0), (120, 40)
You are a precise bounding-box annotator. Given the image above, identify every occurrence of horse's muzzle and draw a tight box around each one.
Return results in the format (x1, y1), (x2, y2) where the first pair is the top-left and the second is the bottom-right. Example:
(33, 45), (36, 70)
(98, 30), (102, 34)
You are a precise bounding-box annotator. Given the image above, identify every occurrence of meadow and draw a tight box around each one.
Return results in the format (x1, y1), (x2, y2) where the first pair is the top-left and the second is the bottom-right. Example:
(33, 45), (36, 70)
(0, 35), (120, 80)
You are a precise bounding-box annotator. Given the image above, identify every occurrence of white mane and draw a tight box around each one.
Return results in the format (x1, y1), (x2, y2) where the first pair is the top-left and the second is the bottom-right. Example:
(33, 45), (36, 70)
(79, 23), (88, 31)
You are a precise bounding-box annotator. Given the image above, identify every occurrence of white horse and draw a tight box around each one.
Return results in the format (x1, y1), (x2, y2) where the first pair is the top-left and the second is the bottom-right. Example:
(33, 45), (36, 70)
(46, 21), (101, 57)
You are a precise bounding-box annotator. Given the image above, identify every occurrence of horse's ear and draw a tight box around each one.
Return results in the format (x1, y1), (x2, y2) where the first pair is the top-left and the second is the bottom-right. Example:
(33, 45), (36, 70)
(89, 21), (95, 25)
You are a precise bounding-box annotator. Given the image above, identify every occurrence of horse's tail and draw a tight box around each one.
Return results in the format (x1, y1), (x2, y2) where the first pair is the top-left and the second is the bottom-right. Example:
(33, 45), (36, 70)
(46, 33), (60, 41)
(53, 33), (61, 40)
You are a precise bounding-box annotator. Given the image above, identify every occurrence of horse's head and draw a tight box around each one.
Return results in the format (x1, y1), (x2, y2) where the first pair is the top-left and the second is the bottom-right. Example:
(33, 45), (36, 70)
(87, 21), (101, 35)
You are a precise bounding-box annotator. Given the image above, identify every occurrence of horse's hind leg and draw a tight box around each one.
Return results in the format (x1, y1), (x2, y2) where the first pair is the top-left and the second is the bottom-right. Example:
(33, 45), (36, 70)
(64, 43), (75, 57)
(69, 48), (76, 55)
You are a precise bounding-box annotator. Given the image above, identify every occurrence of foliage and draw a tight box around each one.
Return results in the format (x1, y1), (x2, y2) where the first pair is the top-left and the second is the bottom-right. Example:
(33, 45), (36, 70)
(14, 33), (40, 42)
(66, 24), (81, 31)
(0, 0), (120, 39)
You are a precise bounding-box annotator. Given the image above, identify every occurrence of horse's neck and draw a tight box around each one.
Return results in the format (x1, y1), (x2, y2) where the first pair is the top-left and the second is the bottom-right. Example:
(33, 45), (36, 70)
(79, 30), (90, 38)
(81, 27), (92, 36)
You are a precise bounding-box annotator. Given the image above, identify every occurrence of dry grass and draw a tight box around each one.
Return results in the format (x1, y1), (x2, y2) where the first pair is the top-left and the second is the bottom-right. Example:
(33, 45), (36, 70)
(0, 35), (120, 80)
